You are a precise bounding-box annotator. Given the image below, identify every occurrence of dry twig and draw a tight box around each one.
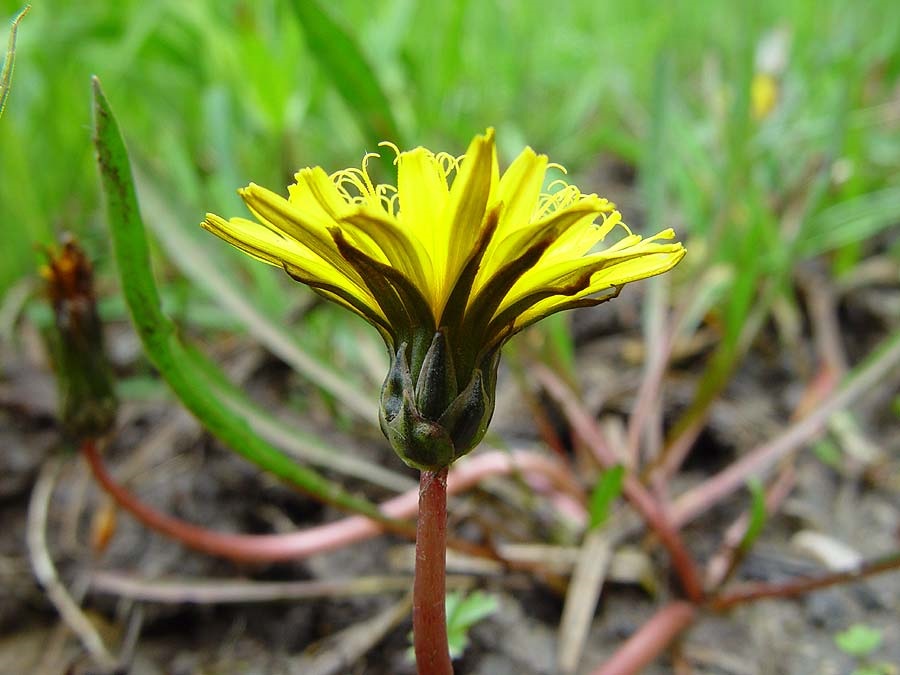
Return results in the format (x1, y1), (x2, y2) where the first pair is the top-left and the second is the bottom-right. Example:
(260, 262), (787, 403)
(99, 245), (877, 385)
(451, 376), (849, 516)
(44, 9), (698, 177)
(27, 457), (118, 672)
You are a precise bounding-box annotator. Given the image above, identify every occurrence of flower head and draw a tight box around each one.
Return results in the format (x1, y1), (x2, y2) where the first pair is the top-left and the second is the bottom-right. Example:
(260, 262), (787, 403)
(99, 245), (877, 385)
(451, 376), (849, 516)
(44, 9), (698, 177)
(203, 129), (685, 469)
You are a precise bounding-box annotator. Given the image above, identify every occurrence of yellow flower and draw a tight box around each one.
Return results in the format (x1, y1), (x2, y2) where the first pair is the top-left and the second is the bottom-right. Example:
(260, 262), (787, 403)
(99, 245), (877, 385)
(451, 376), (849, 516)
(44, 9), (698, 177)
(203, 129), (685, 469)
(751, 73), (779, 121)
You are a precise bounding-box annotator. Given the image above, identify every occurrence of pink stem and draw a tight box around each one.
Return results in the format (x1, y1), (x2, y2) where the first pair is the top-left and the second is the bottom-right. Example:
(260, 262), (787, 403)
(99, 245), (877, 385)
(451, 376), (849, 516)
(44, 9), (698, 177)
(536, 366), (704, 602)
(591, 601), (697, 675)
(671, 329), (900, 528)
(82, 439), (583, 564)
(413, 468), (453, 675)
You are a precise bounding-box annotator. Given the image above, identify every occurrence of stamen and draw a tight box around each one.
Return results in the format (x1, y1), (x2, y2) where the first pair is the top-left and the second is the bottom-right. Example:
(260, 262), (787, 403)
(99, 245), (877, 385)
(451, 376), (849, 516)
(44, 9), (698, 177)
(378, 141), (401, 166)
(331, 169), (369, 202)
(535, 181), (584, 219)
(435, 152), (460, 180)
(376, 184), (399, 216)
(358, 153), (379, 196)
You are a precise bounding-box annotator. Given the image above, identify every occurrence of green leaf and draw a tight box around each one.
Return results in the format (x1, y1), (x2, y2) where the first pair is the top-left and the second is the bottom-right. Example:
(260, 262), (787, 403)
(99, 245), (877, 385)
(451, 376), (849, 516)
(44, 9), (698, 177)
(407, 590), (498, 662)
(800, 187), (900, 257)
(739, 479), (767, 551)
(852, 666), (891, 675)
(446, 590), (499, 659)
(0, 5), (29, 120)
(813, 437), (843, 468)
(91, 75), (401, 525)
(835, 624), (883, 658)
(290, 0), (402, 172)
(588, 464), (626, 530)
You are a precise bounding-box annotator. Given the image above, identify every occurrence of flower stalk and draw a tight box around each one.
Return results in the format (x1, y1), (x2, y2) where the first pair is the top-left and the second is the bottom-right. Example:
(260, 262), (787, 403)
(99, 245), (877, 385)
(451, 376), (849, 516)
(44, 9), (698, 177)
(413, 467), (453, 674)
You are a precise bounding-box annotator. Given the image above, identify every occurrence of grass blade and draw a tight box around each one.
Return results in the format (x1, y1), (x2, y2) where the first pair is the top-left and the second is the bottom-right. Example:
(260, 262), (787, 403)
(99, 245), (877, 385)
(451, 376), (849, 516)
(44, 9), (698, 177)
(739, 479), (767, 551)
(290, 0), (403, 166)
(181, 340), (414, 492)
(588, 465), (625, 531)
(0, 5), (29, 120)
(91, 75), (397, 522)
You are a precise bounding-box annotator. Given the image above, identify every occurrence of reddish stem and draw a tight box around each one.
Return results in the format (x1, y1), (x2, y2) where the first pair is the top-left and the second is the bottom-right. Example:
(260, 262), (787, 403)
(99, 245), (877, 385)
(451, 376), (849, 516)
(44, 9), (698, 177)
(710, 550), (900, 611)
(672, 329), (900, 528)
(414, 468), (453, 675)
(591, 601), (697, 675)
(81, 439), (581, 564)
(536, 366), (704, 602)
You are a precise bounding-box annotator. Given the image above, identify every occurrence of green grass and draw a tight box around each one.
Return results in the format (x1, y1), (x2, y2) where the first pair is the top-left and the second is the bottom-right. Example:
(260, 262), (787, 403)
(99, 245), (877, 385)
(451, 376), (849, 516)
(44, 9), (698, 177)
(2, 0), (899, 414)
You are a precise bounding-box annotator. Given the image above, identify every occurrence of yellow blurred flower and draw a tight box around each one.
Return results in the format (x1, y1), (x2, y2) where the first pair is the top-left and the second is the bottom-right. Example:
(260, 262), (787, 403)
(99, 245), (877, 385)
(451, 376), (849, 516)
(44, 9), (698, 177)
(203, 129), (685, 468)
(751, 73), (779, 121)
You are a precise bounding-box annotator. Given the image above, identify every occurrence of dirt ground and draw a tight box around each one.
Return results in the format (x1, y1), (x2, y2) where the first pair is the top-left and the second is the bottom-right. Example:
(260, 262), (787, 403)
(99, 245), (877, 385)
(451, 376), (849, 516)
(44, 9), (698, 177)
(1, 255), (899, 675)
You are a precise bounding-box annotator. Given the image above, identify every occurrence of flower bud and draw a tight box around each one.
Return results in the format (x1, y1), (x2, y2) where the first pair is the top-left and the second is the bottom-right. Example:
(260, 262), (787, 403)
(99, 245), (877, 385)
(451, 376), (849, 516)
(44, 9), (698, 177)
(379, 331), (497, 470)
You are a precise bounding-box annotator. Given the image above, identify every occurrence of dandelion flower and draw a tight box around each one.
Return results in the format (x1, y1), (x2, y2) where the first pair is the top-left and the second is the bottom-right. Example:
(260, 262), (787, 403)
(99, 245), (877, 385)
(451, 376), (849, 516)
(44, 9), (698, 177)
(203, 129), (685, 469)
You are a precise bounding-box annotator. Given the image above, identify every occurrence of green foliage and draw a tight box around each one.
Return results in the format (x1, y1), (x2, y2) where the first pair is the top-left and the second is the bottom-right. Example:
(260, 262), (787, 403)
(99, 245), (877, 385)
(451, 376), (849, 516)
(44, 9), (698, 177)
(408, 590), (499, 661)
(835, 624), (883, 658)
(91, 76), (402, 522)
(588, 465), (626, 530)
(446, 590), (499, 659)
(851, 667), (893, 675)
(0, 5), (28, 119)
(835, 624), (892, 675)
(812, 437), (844, 469)
(739, 479), (768, 551)
(290, 0), (402, 173)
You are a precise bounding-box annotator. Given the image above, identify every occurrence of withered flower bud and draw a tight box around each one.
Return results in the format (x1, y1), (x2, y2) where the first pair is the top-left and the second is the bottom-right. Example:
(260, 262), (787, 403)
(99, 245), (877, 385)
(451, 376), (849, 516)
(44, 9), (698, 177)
(41, 237), (117, 438)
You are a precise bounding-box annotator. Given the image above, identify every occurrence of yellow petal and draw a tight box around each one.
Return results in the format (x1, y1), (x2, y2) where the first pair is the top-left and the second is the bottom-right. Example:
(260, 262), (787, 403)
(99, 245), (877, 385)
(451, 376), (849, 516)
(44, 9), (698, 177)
(475, 198), (608, 293)
(443, 129), (497, 293)
(340, 206), (435, 309)
(397, 147), (448, 285)
(289, 166), (347, 219)
(239, 183), (361, 282)
(201, 214), (378, 316)
(493, 147), (548, 242)
(542, 211), (625, 263)
(513, 244), (686, 329)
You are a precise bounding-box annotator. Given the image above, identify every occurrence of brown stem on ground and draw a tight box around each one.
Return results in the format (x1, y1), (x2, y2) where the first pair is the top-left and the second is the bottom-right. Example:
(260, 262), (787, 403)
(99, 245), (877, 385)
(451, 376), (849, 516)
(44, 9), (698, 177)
(414, 467), (453, 675)
(591, 601), (697, 675)
(710, 550), (900, 610)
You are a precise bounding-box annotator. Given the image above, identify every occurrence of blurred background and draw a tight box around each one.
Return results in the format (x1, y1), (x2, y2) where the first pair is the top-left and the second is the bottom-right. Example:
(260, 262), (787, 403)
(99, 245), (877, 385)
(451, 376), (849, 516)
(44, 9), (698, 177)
(1, 0), (899, 673)
(4, 0), (899, 313)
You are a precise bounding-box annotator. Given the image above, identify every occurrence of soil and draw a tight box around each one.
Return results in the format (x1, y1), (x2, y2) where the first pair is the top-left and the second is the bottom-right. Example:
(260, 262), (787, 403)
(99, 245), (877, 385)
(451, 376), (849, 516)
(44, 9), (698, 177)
(1, 239), (899, 674)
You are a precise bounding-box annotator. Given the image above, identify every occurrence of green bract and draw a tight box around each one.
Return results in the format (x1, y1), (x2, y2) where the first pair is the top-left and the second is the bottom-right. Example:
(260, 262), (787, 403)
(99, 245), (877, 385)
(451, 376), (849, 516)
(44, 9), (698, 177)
(380, 331), (498, 469)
